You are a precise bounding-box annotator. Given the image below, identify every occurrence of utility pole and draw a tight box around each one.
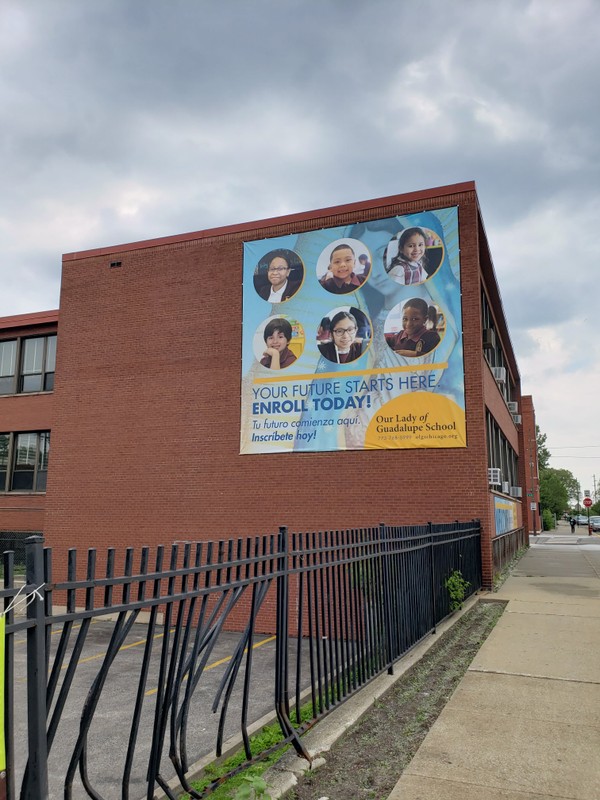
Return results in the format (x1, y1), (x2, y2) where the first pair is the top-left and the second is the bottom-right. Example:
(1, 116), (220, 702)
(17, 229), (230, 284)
(530, 459), (537, 534)
(528, 437), (539, 534)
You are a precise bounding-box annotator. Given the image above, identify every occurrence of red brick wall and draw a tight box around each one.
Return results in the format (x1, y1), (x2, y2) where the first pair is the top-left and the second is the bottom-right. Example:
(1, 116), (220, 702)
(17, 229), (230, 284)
(0, 320), (55, 532)
(482, 357), (524, 536)
(0, 393), (54, 433)
(519, 395), (539, 532)
(0, 497), (46, 534)
(43, 186), (507, 588)
(0, 394), (53, 531)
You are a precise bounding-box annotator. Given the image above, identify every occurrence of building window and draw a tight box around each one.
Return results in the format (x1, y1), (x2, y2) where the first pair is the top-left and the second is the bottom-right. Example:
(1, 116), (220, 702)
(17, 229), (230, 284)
(0, 335), (56, 395)
(486, 411), (518, 490)
(0, 432), (50, 493)
(0, 340), (17, 394)
(481, 288), (515, 402)
(20, 336), (57, 392)
(0, 434), (8, 489)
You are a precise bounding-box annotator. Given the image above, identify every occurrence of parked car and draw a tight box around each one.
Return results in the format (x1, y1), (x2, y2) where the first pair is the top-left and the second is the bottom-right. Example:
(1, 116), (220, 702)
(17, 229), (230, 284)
(576, 515), (588, 525)
(589, 516), (600, 532)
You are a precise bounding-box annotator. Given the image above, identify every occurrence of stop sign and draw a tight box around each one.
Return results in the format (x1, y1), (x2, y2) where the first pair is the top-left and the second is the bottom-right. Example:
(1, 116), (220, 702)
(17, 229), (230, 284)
(583, 497), (593, 508)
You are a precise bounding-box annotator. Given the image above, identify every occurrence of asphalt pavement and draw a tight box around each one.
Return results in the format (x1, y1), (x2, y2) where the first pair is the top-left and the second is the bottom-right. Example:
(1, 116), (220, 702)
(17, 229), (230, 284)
(12, 622), (284, 800)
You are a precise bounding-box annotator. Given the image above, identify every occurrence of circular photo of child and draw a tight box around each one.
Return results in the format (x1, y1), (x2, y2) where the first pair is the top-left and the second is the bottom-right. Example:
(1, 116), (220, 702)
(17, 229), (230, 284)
(316, 239), (371, 295)
(317, 306), (372, 365)
(253, 249), (305, 303)
(384, 297), (445, 357)
(384, 227), (444, 286)
(254, 316), (305, 370)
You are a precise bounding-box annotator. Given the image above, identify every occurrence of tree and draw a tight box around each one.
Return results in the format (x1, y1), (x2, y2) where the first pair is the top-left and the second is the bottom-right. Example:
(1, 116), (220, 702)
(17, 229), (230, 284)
(539, 468), (569, 517)
(536, 426), (551, 471)
(552, 468), (580, 506)
(536, 426), (578, 518)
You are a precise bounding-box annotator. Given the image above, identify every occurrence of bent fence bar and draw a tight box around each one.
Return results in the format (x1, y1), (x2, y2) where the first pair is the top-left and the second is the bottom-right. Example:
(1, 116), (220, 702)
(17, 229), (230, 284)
(2, 520), (481, 799)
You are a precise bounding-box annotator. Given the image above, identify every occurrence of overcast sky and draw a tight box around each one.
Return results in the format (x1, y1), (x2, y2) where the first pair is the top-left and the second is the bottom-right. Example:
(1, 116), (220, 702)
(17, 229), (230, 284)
(1, 0), (599, 497)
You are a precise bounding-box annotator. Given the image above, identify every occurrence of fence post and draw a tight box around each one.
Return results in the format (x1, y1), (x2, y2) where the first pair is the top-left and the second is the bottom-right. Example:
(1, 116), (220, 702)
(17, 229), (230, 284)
(275, 527), (290, 718)
(379, 523), (394, 675)
(24, 536), (48, 800)
(428, 522), (437, 633)
(274, 527), (311, 762)
(475, 518), (483, 590)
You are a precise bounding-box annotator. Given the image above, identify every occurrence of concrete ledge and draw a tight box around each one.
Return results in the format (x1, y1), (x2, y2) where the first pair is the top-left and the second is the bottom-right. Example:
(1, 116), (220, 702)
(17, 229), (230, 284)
(264, 593), (486, 799)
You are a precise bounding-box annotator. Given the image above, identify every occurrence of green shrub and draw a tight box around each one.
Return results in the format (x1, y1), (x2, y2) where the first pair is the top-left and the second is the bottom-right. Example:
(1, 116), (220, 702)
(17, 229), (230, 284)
(445, 570), (470, 611)
(542, 509), (554, 530)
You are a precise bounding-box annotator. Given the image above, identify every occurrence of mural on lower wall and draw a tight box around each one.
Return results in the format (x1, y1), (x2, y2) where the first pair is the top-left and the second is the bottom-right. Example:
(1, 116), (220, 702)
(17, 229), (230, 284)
(494, 495), (520, 536)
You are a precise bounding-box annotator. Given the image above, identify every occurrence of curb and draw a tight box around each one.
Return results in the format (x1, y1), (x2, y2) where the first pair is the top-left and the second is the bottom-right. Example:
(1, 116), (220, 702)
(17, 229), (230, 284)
(264, 592), (486, 799)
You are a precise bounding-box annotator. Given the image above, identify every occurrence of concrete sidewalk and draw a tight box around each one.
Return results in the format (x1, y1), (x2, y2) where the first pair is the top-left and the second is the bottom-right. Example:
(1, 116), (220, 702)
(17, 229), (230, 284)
(387, 522), (600, 800)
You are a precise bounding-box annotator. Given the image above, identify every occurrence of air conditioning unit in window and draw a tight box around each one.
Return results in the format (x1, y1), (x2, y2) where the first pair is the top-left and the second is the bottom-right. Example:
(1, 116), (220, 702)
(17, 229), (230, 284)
(492, 367), (506, 383)
(507, 401), (519, 413)
(482, 328), (496, 349)
(510, 486), (523, 498)
(502, 481), (510, 494)
(511, 413), (522, 425)
(488, 467), (502, 485)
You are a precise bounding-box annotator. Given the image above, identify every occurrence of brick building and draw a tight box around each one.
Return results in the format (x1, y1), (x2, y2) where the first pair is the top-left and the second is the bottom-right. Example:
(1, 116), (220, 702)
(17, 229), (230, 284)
(0, 182), (539, 587)
(0, 310), (57, 544)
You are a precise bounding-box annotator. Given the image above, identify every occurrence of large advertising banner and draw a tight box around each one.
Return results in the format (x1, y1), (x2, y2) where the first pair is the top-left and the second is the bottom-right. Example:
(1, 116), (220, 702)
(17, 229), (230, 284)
(240, 205), (466, 454)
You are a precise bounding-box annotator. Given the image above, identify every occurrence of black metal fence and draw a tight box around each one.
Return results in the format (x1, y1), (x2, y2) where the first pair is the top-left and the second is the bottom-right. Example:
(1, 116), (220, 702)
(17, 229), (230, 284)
(0, 532), (30, 575)
(492, 526), (527, 576)
(2, 520), (481, 799)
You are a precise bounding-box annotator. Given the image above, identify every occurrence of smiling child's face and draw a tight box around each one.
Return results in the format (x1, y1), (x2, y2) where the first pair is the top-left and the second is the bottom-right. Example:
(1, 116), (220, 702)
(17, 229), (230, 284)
(329, 247), (355, 281)
(402, 306), (426, 336)
(266, 329), (289, 352)
(267, 257), (290, 289)
(401, 234), (426, 263)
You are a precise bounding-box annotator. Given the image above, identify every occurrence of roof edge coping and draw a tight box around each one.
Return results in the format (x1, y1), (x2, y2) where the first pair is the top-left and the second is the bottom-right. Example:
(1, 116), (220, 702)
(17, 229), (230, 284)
(63, 180), (476, 261)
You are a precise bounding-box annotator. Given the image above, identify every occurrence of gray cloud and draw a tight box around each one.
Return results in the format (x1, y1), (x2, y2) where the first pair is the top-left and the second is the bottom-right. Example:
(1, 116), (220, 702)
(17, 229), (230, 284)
(1, 0), (599, 487)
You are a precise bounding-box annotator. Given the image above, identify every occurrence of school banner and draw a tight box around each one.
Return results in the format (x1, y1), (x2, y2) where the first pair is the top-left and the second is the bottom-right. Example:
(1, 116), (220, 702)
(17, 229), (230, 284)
(240, 206), (466, 454)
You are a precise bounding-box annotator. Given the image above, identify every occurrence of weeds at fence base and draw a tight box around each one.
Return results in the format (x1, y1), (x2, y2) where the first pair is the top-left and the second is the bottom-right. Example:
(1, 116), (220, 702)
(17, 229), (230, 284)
(286, 600), (506, 800)
(183, 699), (315, 799)
(444, 569), (470, 611)
(234, 775), (272, 800)
(183, 601), (504, 800)
(181, 725), (285, 799)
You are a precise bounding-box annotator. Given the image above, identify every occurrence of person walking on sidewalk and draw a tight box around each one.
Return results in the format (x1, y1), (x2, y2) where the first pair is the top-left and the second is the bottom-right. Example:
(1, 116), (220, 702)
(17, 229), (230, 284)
(570, 517), (576, 533)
